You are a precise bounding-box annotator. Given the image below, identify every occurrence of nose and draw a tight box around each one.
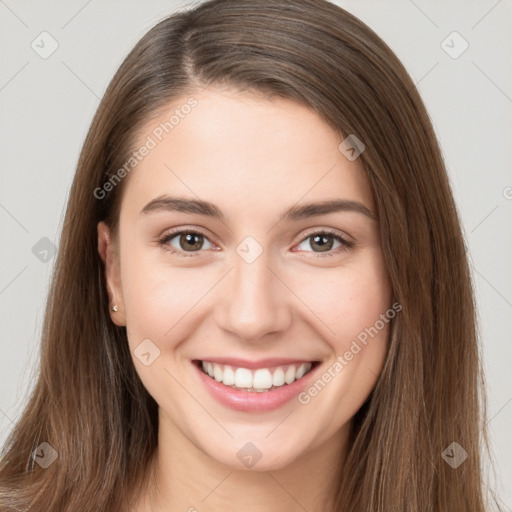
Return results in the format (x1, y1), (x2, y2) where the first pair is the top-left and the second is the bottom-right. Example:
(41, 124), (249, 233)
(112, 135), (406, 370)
(214, 251), (292, 343)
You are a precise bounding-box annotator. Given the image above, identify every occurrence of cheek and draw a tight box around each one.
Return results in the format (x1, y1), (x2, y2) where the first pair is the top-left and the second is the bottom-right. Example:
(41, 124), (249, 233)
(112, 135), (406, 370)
(119, 250), (213, 398)
(120, 241), (391, 359)
(292, 251), (391, 405)
(119, 247), (209, 348)
(295, 292), (392, 425)
(292, 250), (392, 348)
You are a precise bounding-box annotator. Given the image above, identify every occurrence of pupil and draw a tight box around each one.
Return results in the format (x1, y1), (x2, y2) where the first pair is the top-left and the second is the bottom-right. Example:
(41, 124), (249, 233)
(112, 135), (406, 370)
(177, 233), (334, 253)
(312, 235), (333, 252)
(181, 233), (202, 251)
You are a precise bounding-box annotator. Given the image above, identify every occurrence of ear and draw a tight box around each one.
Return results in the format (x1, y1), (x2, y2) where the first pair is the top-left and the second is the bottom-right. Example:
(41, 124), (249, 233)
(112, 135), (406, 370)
(97, 221), (126, 326)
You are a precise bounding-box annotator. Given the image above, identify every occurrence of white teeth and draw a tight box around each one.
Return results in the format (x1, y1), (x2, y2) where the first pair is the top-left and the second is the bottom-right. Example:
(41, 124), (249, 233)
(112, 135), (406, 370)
(234, 368), (253, 388)
(296, 363), (308, 379)
(284, 365), (296, 384)
(199, 361), (314, 390)
(272, 367), (285, 387)
(213, 363), (223, 382)
(253, 369), (273, 389)
(222, 365), (235, 386)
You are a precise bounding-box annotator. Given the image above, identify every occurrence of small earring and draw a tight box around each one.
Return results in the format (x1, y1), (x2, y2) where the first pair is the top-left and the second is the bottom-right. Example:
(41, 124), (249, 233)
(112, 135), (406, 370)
(111, 305), (118, 312)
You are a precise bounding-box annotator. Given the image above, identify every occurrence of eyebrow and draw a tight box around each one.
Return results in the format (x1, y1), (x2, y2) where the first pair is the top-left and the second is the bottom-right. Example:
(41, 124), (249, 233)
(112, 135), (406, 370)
(140, 195), (377, 222)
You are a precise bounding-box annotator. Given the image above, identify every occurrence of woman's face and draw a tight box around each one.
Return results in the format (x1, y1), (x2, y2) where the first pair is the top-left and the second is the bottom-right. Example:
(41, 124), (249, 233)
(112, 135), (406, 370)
(99, 87), (393, 471)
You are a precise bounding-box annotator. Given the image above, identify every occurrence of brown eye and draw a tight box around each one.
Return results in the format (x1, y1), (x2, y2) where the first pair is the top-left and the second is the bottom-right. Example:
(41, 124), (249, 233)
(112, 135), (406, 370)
(159, 229), (214, 256)
(309, 234), (335, 252)
(178, 232), (204, 251)
(296, 230), (353, 256)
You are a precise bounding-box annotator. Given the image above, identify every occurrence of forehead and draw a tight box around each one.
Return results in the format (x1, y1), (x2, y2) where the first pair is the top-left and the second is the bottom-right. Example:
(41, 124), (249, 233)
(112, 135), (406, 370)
(121, 87), (374, 220)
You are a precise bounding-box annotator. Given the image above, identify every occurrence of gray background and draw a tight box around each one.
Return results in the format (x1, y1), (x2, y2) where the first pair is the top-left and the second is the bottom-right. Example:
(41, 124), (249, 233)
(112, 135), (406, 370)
(1, 0), (511, 507)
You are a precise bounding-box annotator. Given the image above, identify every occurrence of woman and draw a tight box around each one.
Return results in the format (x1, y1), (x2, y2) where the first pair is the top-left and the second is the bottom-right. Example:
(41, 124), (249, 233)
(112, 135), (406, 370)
(0, 0), (495, 510)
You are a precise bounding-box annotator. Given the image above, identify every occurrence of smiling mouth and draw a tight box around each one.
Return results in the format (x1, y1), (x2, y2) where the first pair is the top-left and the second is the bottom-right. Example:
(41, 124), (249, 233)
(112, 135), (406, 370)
(193, 359), (321, 392)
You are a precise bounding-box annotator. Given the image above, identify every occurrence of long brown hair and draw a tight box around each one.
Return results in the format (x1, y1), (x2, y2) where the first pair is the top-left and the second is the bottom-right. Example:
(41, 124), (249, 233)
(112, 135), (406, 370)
(0, 0), (495, 510)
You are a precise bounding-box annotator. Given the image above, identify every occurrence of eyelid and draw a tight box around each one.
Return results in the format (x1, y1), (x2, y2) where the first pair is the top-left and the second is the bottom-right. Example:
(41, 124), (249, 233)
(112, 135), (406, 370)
(296, 226), (353, 245)
(292, 227), (354, 257)
(158, 226), (354, 258)
(159, 225), (214, 240)
(158, 226), (217, 256)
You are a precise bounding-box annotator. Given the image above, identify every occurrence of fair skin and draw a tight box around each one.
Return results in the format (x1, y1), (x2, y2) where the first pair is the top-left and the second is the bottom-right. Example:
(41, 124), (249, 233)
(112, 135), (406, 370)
(98, 87), (392, 512)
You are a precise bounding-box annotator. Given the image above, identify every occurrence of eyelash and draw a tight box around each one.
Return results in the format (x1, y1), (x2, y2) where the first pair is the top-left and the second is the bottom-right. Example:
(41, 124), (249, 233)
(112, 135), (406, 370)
(157, 227), (354, 259)
(158, 228), (354, 258)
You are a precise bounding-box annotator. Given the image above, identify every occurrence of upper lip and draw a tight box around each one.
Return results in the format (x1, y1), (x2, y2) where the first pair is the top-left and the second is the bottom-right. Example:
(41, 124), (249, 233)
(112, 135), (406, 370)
(193, 357), (319, 370)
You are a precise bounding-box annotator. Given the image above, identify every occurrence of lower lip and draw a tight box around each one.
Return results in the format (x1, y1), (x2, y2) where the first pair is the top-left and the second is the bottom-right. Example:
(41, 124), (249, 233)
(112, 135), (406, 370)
(192, 360), (320, 412)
